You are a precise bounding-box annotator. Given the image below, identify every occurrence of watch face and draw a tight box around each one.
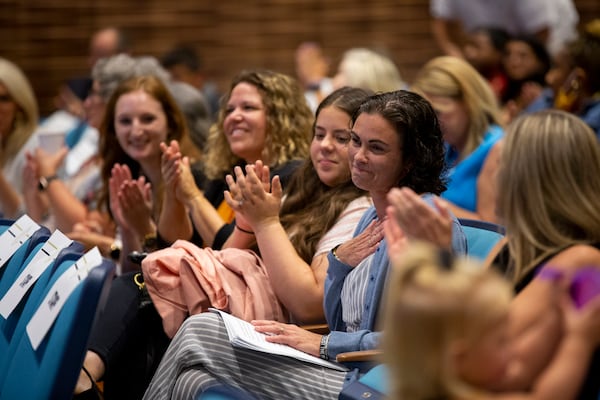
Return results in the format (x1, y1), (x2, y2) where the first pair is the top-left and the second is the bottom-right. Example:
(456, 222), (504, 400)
(37, 175), (58, 191)
(38, 177), (48, 191)
(143, 235), (158, 251)
(110, 244), (121, 261)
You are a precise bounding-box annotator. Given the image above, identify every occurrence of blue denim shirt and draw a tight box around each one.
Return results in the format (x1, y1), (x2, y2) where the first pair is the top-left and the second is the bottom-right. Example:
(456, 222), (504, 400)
(323, 195), (467, 384)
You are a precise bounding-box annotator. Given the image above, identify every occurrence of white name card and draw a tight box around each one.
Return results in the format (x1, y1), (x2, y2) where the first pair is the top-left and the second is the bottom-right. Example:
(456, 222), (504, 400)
(0, 230), (72, 319)
(0, 215), (41, 270)
(27, 247), (103, 350)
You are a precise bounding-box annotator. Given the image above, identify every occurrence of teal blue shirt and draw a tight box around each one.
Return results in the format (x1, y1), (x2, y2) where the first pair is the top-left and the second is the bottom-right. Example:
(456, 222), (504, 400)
(442, 125), (504, 212)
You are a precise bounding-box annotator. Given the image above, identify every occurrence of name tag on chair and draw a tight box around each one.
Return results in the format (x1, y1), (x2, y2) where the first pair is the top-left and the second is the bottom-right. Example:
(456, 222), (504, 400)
(0, 215), (40, 270)
(0, 230), (72, 318)
(27, 247), (103, 350)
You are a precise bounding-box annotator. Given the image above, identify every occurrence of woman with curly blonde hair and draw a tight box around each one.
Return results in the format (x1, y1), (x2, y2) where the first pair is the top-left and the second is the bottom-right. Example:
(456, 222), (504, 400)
(159, 69), (312, 248)
(203, 69), (312, 179)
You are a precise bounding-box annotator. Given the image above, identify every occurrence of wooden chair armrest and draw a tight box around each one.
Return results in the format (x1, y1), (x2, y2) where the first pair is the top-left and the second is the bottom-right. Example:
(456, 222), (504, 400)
(301, 323), (330, 335)
(336, 349), (383, 363)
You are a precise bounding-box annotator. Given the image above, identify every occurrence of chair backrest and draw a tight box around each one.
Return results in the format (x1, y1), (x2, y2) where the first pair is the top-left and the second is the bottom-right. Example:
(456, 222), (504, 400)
(0, 226), (51, 293)
(0, 218), (15, 234)
(338, 364), (387, 400)
(458, 218), (506, 261)
(0, 243), (84, 392)
(0, 253), (115, 400)
(0, 227), (52, 368)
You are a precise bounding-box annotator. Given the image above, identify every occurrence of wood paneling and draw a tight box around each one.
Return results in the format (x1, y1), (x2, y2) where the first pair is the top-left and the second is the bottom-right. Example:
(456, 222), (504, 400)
(0, 0), (598, 115)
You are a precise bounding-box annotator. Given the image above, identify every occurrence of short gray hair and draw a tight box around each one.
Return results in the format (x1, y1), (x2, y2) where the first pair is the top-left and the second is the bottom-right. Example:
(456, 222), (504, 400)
(167, 81), (211, 150)
(92, 53), (171, 101)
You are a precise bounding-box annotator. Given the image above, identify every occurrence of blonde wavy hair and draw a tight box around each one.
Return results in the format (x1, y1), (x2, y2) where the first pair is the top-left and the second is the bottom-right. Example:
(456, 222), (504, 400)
(411, 56), (502, 158)
(0, 58), (39, 166)
(498, 110), (600, 283)
(203, 70), (312, 180)
(382, 242), (512, 400)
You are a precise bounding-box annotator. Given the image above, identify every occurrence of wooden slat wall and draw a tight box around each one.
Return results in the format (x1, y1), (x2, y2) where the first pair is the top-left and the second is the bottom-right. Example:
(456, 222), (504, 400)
(1, 0), (598, 116)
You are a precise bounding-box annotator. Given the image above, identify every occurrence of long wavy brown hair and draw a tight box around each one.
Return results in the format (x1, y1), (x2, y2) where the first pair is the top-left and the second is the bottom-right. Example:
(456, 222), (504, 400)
(280, 87), (371, 263)
(98, 75), (200, 215)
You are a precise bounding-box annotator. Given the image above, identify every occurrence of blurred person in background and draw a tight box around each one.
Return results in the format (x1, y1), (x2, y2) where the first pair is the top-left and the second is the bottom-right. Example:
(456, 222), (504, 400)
(0, 57), (39, 218)
(411, 56), (504, 223)
(430, 0), (578, 59)
(501, 35), (551, 123)
(332, 47), (406, 94)
(463, 26), (511, 100)
(295, 41), (334, 113)
(161, 44), (221, 121)
(55, 26), (131, 119)
(553, 19), (600, 138)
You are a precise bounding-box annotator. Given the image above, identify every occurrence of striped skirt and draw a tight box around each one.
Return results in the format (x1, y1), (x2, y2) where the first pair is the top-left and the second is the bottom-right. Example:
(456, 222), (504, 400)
(143, 312), (346, 399)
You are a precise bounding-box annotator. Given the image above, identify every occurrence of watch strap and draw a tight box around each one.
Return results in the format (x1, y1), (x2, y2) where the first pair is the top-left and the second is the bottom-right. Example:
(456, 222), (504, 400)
(38, 174), (59, 191)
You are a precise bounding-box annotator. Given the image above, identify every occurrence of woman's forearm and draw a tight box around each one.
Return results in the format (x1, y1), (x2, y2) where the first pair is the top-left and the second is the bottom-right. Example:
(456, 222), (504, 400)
(254, 220), (325, 323)
(119, 227), (142, 274)
(0, 173), (22, 218)
(186, 194), (226, 247)
(23, 187), (48, 223)
(158, 193), (193, 243)
(46, 180), (92, 232)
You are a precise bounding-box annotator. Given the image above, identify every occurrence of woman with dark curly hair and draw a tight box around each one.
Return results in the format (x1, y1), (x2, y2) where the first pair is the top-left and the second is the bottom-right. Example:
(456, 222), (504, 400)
(143, 90), (466, 400)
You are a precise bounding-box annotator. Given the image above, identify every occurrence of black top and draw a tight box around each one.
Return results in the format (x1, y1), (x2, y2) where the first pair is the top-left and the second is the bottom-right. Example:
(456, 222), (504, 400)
(205, 159), (302, 250)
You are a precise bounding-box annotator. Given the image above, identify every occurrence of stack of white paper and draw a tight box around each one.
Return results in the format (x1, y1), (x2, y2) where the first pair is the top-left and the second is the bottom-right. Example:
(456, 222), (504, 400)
(211, 309), (349, 372)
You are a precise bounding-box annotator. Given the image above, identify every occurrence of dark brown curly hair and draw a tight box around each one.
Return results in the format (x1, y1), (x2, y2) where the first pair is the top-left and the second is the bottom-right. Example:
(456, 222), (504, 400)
(350, 90), (447, 195)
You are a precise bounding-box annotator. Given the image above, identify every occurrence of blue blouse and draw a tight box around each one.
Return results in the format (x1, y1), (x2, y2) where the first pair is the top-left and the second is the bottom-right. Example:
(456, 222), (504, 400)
(323, 197), (467, 387)
(581, 98), (600, 140)
(442, 125), (504, 212)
